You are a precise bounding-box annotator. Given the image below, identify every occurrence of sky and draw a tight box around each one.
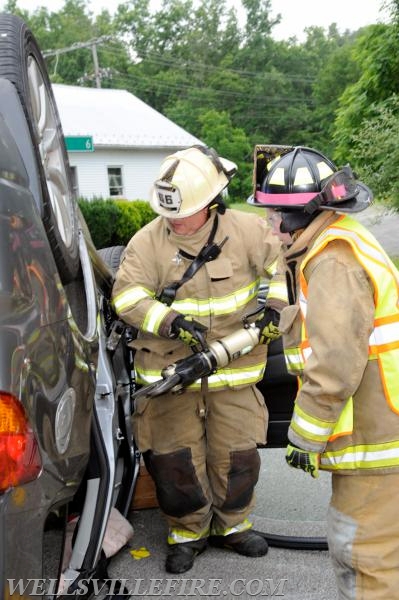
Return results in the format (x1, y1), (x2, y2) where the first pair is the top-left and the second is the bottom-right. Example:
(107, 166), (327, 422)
(2, 0), (389, 41)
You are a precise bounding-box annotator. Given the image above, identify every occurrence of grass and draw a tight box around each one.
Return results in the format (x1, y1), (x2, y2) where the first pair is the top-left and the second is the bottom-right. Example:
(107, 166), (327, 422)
(228, 201), (265, 216)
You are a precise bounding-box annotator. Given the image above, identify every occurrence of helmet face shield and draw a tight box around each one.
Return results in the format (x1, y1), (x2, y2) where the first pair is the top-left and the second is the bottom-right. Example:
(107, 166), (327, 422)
(303, 166), (360, 213)
(321, 167), (358, 203)
(305, 166), (372, 213)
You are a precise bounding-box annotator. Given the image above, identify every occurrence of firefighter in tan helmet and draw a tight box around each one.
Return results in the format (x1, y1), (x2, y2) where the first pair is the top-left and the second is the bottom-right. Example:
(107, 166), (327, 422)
(249, 144), (399, 600)
(112, 144), (286, 573)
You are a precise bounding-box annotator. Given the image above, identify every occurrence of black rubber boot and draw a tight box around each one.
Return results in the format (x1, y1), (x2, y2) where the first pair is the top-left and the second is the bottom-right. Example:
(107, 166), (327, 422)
(165, 539), (208, 574)
(209, 530), (268, 557)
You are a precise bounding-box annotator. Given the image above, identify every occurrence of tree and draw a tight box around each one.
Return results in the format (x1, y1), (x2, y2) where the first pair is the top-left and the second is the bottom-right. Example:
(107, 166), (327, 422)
(5, 0), (394, 204)
(333, 22), (399, 165)
(198, 110), (252, 202)
(311, 36), (361, 156)
(351, 95), (399, 207)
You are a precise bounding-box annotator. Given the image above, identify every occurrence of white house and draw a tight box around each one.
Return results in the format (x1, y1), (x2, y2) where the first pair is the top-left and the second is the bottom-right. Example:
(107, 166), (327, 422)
(52, 84), (202, 201)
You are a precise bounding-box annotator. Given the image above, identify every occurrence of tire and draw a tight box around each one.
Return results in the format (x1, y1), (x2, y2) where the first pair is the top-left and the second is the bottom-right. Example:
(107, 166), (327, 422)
(97, 246), (126, 274)
(0, 14), (79, 283)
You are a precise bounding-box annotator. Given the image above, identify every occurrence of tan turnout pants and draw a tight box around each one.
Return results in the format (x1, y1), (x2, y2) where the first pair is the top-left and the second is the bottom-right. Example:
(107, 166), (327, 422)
(327, 472), (399, 600)
(132, 384), (267, 541)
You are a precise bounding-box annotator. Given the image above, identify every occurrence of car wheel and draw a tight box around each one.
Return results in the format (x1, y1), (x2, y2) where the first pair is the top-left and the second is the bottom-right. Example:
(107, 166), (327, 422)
(0, 14), (80, 283)
(97, 245), (126, 274)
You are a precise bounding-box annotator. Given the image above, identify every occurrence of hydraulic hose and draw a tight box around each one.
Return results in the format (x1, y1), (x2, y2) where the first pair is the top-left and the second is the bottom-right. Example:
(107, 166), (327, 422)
(254, 529), (328, 551)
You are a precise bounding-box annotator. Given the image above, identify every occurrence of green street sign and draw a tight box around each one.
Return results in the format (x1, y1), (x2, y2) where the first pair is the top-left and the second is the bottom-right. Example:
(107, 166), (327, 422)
(65, 136), (94, 152)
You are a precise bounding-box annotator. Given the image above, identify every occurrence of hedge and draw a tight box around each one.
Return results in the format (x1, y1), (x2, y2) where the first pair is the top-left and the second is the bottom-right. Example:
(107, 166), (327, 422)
(78, 198), (157, 248)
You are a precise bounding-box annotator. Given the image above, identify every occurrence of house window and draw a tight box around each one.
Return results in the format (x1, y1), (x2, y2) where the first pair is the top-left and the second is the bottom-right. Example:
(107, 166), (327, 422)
(69, 166), (79, 197)
(108, 167), (123, 197)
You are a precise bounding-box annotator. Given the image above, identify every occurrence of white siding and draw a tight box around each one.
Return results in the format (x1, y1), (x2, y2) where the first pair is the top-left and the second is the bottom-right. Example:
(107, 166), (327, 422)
(69, 148), (178, 201)
(54, 84), (204, 202)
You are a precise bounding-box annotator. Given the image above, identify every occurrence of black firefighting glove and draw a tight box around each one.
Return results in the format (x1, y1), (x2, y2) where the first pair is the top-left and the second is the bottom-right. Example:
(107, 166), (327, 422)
(285, 444), (320, 479)
(255, 307), (281, 345)
(170, 315), (208, 350)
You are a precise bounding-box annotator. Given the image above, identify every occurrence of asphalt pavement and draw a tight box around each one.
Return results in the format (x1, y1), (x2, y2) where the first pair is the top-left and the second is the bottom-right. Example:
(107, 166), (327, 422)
(355, 202), (399, 257)
(103, 203), (399, 600)
(107, 449), (336, 600)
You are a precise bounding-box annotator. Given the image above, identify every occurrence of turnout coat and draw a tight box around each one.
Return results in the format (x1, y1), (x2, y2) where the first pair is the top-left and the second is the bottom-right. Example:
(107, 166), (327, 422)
(112, 208), (285, 392)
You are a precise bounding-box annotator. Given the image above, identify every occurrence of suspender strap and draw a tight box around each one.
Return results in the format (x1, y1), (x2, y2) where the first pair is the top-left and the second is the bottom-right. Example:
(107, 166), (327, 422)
(158, 215), (228, 306)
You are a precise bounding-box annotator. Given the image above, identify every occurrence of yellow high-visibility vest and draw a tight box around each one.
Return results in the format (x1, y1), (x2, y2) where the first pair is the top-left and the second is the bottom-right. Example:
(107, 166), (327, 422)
(287, 214), (399, 470)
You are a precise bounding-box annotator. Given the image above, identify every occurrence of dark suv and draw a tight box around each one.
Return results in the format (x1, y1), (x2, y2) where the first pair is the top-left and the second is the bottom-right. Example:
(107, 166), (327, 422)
(0, 14), (138, 598)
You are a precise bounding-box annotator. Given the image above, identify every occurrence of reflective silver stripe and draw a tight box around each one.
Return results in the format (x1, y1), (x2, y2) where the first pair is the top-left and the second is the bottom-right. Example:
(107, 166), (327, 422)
(303, 347), (311, 360)
(284, 349), (304, 369)
(168, 527), (209, 544)
(265, 259), (278, 278)
(321, 445), (399, 468)
(203, 366), (265, 387)
(136, 372), (162, 384)
(370, 321), (399, 346)
(210, 518), (252, 537)
(316, 226), (386, 264)
(291, 411), (333, 438)
(113, 286), (153, 312)
(299, 290), (307, 317)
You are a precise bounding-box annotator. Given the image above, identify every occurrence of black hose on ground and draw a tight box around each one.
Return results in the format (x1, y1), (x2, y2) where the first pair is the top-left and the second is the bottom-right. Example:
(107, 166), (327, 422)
(254, 530), (329, 551)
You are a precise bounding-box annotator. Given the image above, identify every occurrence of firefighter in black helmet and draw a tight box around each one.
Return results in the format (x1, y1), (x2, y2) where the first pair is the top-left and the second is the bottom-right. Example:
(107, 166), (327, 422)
(249, 145), (399, 600)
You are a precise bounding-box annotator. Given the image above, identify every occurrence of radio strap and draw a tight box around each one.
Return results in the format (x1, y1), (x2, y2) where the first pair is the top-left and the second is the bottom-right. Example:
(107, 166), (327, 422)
(158, 215), (228, 306)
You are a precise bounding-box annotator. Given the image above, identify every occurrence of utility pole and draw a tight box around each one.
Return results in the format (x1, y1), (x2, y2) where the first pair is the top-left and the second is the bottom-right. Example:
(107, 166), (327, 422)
(43, 36), (113, 88)
(91, 42), (101, 88)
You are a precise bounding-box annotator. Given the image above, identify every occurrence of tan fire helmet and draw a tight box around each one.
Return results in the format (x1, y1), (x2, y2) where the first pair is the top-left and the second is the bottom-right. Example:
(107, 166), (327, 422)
(150, 145), (237, 219)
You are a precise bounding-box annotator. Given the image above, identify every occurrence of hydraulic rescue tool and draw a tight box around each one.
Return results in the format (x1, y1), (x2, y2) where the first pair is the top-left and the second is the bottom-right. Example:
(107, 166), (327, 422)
(133, 320), (262, 400)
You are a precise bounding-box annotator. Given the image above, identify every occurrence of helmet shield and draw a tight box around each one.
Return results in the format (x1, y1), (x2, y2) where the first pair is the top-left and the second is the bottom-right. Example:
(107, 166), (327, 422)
(153, 179), (182, 214)
(314, 168), (372, 213)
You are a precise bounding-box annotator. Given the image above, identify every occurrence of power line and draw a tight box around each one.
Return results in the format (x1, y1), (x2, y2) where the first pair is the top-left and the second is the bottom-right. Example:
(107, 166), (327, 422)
(99, 42), (317, 84)
(43, 36), (114, 87)
(42, 36), (316, 105)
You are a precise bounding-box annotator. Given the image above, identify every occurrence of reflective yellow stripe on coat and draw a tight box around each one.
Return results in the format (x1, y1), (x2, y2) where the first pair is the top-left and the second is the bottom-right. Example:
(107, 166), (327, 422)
(113, 279), (263, 335)
(170, 279), (260, 317)
(136, 361), (267, 391)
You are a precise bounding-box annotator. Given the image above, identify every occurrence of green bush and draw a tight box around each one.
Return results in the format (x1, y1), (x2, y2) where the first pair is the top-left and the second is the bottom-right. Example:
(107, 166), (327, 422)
(78, 198), (157, 248)
(133, 199), (159, 226)
(114, 200), (142, 245)
(78, 198), (119, 249)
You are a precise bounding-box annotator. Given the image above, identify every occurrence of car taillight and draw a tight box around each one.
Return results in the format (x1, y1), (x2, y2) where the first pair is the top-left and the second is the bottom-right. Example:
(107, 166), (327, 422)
(0, 392), (42, 493)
